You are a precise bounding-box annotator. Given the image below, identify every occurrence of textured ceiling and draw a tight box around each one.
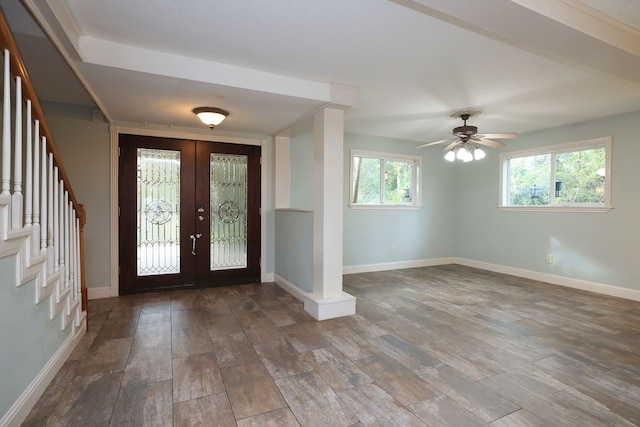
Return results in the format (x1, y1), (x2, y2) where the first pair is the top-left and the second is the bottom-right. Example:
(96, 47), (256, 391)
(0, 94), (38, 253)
(2, 0), (640, 146)
(579, 0), (640, 29)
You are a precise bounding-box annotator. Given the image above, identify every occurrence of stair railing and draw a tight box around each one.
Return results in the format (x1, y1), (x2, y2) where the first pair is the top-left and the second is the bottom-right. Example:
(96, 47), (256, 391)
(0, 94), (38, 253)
(0, 10), (87, 328)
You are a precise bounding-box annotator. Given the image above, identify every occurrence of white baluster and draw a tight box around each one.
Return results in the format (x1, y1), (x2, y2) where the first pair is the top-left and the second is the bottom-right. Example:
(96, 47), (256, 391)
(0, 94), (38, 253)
(75, 216), (81, 300)
(33, 121), (40, 254)
(47, 153), (54, 270)
(24, 100), (32, 228)
(53, 166), (59, 272)
(11, 76), (23, 229)
(69, 206), (76, 298)
(59, 178), (65, 277)
(58, 179), (65, 279)
(40, 137), (47, 255)
(69, 206), (74, 294)
(64, 196), (70, 289)
(1, 49), (11, 198)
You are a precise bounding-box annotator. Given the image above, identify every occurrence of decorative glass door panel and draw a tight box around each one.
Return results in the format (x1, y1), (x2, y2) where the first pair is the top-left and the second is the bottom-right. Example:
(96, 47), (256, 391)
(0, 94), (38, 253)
(210, 154), (248, 270)
(137, 148), (181, 276)
(119, 134), (261, 294)
(195, 141), (261, 286)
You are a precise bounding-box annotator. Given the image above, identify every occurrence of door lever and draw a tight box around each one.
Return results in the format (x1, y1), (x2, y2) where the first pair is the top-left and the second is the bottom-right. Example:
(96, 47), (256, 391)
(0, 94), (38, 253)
(189, 233), (202, 255)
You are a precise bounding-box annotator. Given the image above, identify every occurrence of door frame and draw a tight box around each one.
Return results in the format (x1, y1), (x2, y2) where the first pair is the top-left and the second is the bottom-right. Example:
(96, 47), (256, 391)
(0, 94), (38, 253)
(108, 126), (268, 297)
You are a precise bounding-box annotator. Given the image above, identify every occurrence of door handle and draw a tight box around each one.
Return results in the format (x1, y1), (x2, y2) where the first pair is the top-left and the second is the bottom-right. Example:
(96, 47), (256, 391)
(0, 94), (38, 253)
(189, 233), (202, 255)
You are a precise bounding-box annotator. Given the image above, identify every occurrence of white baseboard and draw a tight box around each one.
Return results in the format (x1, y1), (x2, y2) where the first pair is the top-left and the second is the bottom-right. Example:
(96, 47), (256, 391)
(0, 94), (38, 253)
(87, 286), (112, 300)
(274, 274), (356, 320)
(263, 272), (275, 283)
(304, 292), (356, 320)
(344, 257), (640, 302)
(0, 322), (86, 427)
(274, 274), (307, 302)
(343, 257), (456, 275)
(455, 258), (640, 302)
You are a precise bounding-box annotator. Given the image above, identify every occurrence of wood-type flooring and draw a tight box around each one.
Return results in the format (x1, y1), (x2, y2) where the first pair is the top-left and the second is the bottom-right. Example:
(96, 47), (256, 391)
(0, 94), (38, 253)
(22, 265), (640, 426)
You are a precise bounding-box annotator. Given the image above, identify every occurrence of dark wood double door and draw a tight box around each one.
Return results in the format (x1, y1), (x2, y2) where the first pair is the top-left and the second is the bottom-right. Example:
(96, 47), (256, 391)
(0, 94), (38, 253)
(119, 134), (261, 294)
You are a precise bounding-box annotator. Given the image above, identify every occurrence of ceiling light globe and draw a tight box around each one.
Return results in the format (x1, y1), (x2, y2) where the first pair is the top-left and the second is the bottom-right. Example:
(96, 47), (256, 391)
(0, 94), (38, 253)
(456, 146), (468, 160)
(444, 151), (456, 161)
(474, 148), (486, 160)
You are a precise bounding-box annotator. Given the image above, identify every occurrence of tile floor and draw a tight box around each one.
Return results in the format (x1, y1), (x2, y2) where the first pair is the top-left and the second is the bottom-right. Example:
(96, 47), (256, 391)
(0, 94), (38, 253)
(22, 265), (640, 426)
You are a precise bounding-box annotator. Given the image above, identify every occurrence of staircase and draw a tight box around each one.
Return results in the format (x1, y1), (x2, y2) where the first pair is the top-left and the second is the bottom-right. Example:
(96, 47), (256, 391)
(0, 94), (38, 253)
(0, 11), (87, 427)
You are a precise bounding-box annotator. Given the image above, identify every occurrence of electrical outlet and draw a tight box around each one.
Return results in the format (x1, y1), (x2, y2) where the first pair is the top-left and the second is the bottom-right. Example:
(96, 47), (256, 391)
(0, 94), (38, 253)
(546, 254), (553, 264)
(390, 245), (396, 254)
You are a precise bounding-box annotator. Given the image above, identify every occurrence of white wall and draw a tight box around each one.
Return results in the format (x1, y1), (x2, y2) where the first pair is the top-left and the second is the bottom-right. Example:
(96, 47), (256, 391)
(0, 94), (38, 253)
(454, 110), (640, 292)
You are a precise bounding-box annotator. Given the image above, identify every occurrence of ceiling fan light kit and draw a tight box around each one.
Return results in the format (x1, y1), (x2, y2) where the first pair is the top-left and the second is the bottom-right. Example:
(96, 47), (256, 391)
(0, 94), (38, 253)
(417, 111), (518, 163)
(474, 147), (486, 160)
(456, 146), (470, 161)
(445, 143), (485, 162)
(193, 107), (229, 128)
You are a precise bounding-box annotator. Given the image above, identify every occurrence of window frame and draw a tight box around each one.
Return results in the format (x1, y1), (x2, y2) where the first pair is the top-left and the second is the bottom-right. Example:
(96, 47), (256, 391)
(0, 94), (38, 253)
(499, 137), (612, 212)
(349, 149), (422, 209)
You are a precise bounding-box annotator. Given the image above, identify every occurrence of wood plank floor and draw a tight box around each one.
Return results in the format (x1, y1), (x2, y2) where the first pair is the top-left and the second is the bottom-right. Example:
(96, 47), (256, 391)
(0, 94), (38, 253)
(23, 265), (640, 426)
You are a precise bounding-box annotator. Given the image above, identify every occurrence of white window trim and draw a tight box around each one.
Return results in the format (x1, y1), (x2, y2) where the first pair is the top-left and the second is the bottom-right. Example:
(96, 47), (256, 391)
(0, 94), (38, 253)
(499, 137), (612, 212)
(349, 149), (422, 209)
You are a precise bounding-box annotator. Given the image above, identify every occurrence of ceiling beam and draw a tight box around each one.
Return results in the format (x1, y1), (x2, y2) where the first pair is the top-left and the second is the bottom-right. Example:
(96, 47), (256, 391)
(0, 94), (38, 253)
(391, 0), (640, 85)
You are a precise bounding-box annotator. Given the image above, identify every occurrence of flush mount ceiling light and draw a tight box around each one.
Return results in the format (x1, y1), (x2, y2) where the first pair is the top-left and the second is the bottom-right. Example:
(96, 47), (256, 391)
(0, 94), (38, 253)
(193, 107), (229, 129)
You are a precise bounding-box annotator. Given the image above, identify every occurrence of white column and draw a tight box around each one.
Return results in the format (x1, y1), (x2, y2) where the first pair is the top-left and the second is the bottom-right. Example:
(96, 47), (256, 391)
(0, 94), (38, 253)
(313, 107), (343, 298)
(305, 107), (355, 320)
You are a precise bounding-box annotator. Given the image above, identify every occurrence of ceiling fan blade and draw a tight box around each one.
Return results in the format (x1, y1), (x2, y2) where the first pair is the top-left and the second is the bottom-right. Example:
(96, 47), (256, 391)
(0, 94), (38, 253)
(415, 139), (451, 149)
(476, 138), (505, 148)
(442, 141), (460, 152)
(476, 133), (519, 139)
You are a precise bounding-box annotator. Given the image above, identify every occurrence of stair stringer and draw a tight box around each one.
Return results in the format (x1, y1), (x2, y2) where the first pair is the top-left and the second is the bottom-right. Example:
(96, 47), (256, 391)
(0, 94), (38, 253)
(0, 199), (88, 426)
(0, 199), (86, 332)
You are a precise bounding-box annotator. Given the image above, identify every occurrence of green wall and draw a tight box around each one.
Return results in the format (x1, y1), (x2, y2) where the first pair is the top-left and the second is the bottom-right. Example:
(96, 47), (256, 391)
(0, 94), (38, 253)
(43, 100), (640, 294)
(0, 255), (69, 418)
(42, 102), (111, 290)
(454, 110), (640, 291)
(343, 133), (455, 267)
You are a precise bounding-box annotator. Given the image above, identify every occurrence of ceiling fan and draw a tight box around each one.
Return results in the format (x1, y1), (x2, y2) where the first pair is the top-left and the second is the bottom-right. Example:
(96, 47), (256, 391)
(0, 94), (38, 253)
(416, 112), (518, 162)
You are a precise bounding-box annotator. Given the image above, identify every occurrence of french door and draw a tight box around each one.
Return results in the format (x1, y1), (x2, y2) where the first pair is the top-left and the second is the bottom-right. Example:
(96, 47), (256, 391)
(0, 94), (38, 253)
(118, 134), (261, 294)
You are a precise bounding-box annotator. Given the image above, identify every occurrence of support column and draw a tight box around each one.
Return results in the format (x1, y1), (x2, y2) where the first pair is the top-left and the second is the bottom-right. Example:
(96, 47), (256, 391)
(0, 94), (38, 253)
(304, 107), (355, 320)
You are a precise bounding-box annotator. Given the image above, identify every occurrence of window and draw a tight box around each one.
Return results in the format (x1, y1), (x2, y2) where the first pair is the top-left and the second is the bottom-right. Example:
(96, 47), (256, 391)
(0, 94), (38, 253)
(500, 137), (612, 211)
(350, 149), (421, 208)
